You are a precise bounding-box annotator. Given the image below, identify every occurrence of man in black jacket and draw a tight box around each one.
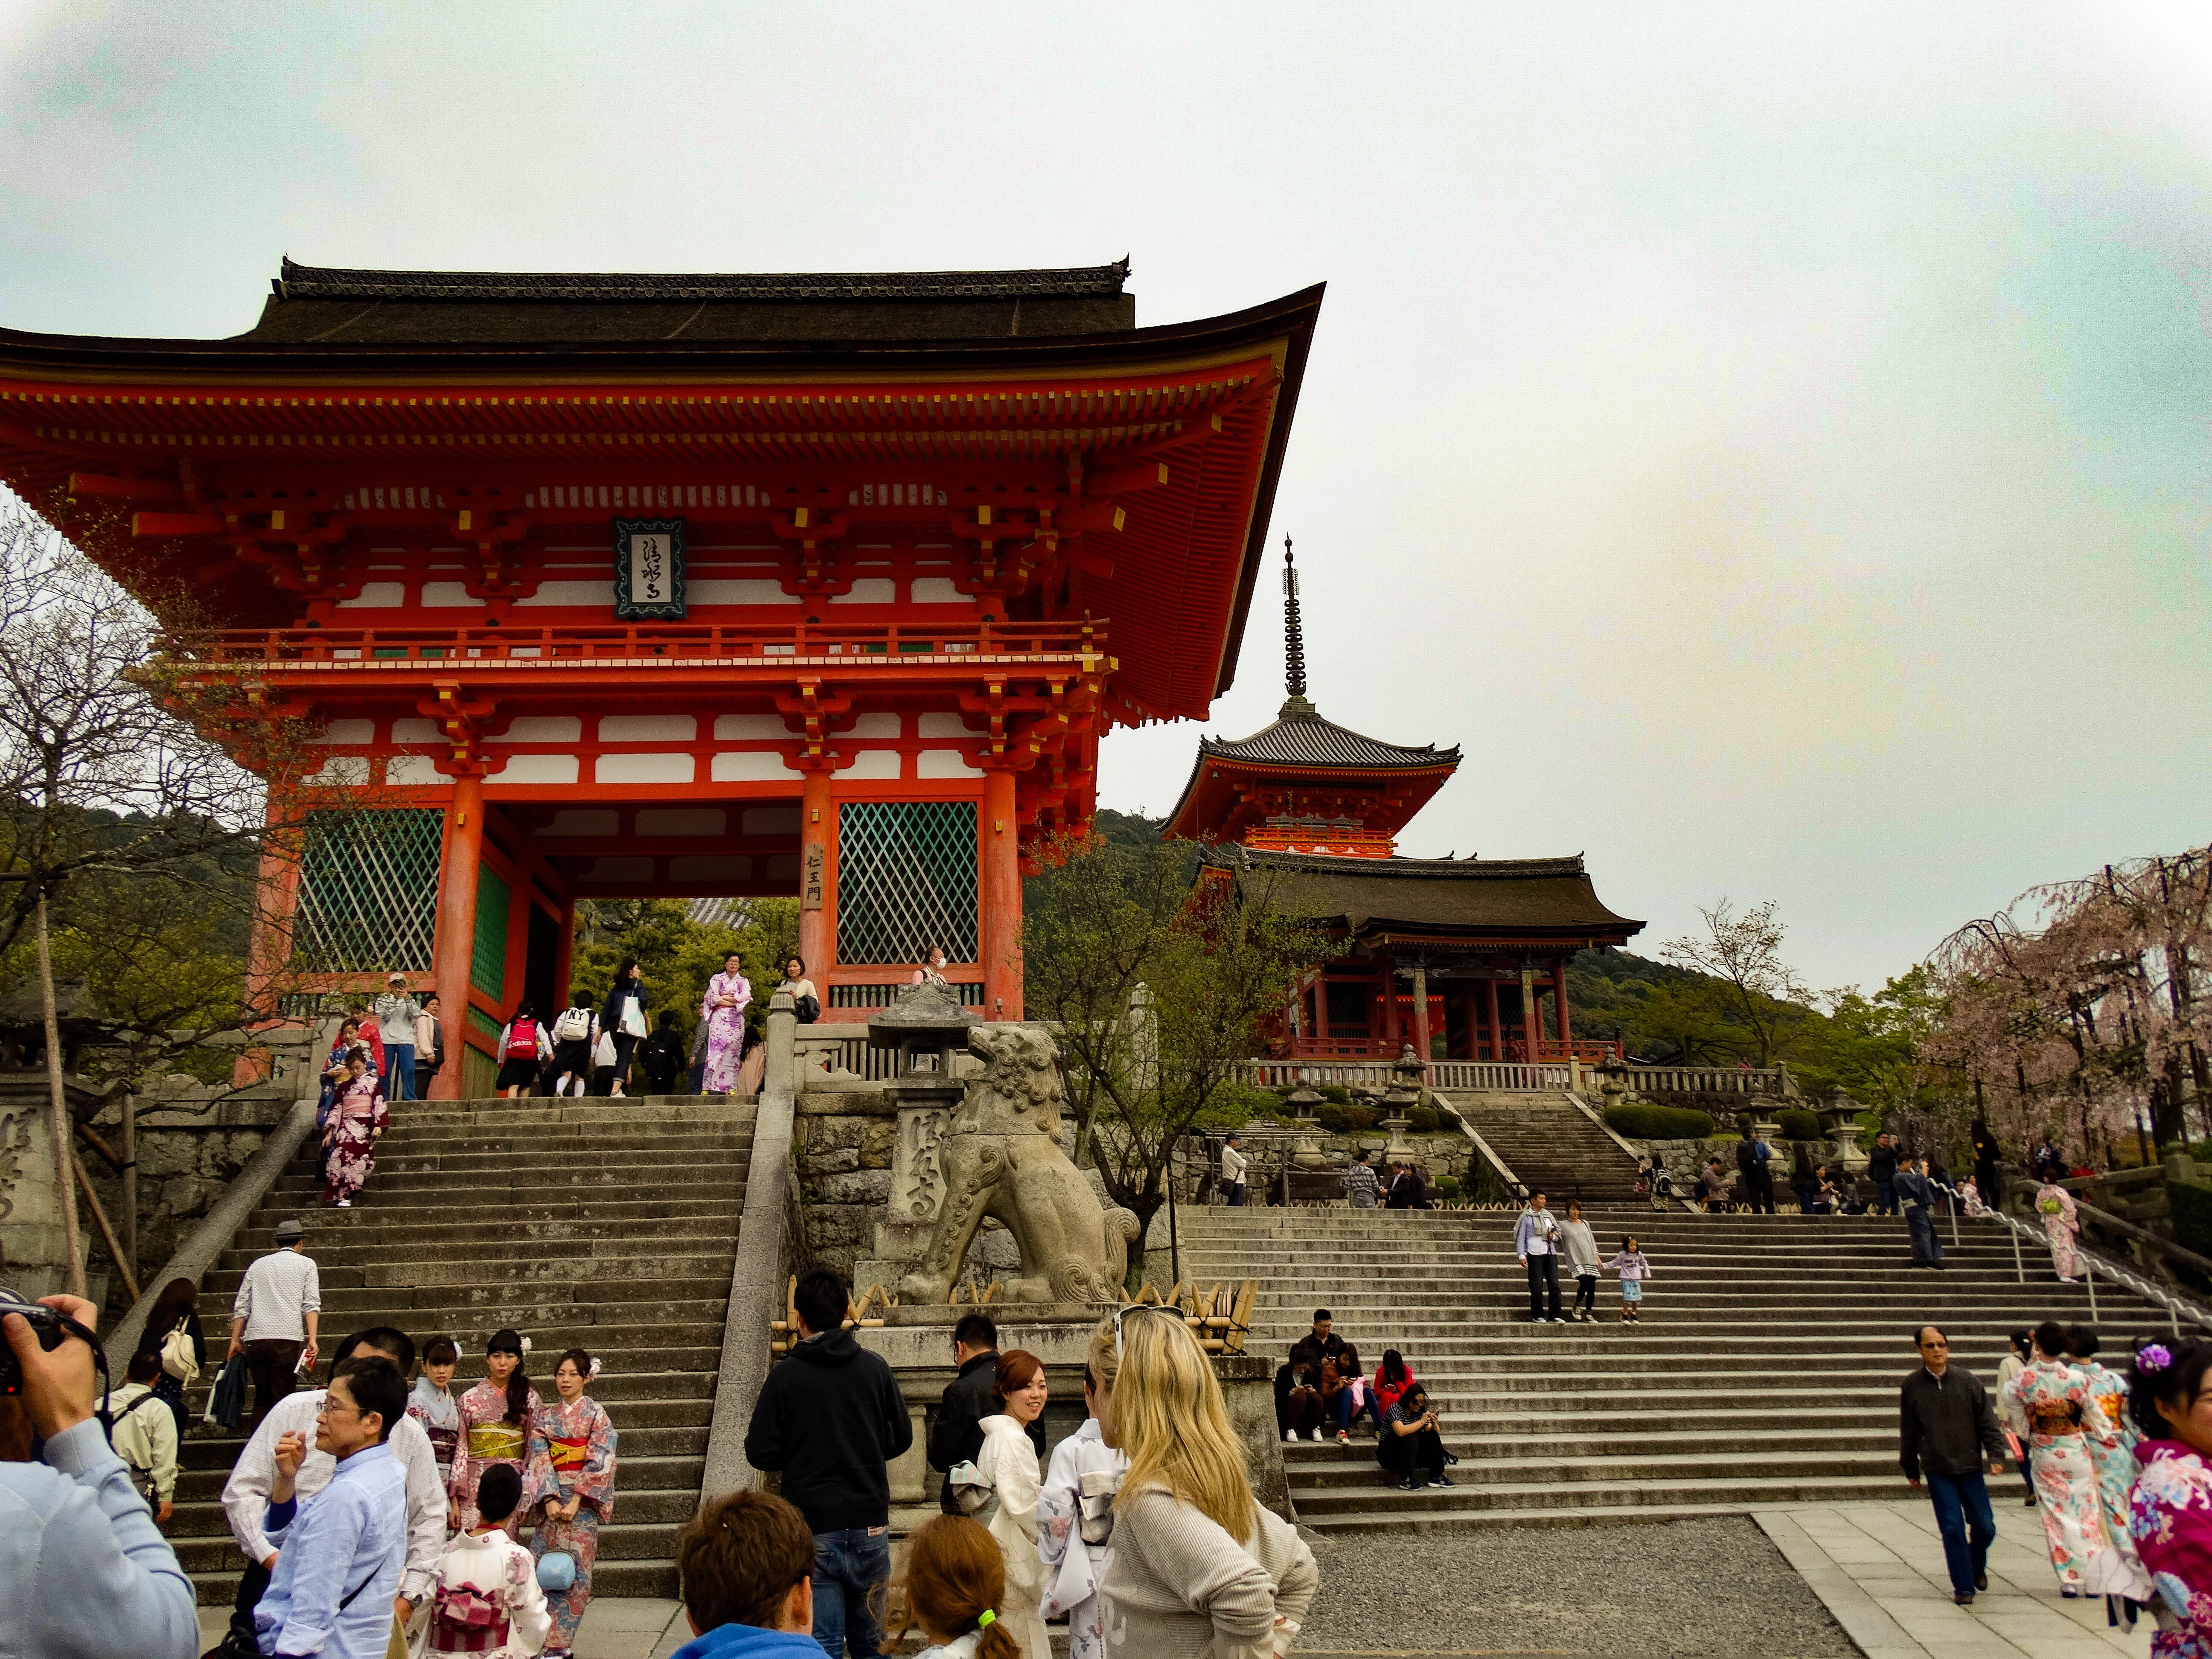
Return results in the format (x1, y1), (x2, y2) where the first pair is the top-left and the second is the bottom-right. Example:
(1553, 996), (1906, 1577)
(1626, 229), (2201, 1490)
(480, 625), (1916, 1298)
(1900, 1324), (2009, 1605)
(1868, 1133), (1900, 1216)
(744, 1269), (913, 1658)
(925, 1312), (1045, 1515)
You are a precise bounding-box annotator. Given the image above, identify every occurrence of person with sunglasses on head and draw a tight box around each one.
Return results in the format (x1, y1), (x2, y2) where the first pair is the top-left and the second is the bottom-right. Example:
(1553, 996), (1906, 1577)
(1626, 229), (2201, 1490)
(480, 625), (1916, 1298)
(1, 1289), (198, 1659)
(1088, 1303), (1318, 1657)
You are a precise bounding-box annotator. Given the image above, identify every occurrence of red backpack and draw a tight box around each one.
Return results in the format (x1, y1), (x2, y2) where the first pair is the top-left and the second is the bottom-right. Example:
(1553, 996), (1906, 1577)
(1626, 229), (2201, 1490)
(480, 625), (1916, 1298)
(504, 1017), (538, 1058)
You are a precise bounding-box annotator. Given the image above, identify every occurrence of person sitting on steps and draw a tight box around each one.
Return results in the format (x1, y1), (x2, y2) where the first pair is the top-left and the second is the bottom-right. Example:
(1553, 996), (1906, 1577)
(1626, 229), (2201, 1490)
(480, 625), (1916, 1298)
(1377, 1383), (1451, 1492)
(1274, 1357), (1324, 1444)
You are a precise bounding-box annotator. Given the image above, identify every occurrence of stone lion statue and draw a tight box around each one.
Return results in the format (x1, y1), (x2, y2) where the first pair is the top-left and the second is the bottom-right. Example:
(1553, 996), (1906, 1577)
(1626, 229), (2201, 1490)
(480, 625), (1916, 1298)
(898, 1024), (1142, 1305)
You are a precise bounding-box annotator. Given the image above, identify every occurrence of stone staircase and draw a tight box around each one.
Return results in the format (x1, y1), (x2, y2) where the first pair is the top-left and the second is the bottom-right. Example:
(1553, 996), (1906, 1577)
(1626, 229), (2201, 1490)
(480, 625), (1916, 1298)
(1179, 1204), (2173, 1532)
(171, 1094), (754, 1604)
(1441, 1090), (1642, 1203)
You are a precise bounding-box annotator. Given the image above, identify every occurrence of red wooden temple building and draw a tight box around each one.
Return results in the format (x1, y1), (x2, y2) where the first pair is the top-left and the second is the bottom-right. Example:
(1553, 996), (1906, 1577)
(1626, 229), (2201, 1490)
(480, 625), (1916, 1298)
(0, 257), (1318, 1096)
(1169, 543), (1644, 1065)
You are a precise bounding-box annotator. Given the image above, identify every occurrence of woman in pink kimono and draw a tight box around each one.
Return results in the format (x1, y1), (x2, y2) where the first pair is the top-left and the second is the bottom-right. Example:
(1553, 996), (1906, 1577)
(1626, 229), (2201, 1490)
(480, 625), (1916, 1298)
(2009, 1320), (2129, 1598)
(320, 1051), (387, 1207)
(2040, 1179), (2083, 1282)
(525, 1347), (618, 1658)
(2127, 1340), (2212, 1659)
(2070, 1328), (2154, 1623)
(699, 953), (751, 1094)
(453, 1328), (553, 1532)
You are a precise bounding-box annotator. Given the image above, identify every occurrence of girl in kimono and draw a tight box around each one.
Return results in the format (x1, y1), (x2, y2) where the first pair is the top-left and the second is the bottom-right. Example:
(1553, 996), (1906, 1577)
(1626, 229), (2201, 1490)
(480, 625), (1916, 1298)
(2009, 1320), (2131, 1598)
(699, 954), (751, 1095)
(2040, 1179), (2083, 1281)
(974, 1350), (1051, 1659)
(409, 1335), (463, 1508)
(320, 1051), (387, 1207)
(525, 1348), (618, 1657)
(315, 1019), (362, 1125)
(453, 1328), (551, 1533)
(2126, 1340), (2212, 1659)
(1038, 1362), (1127, 1659)
(2070, 1327), (2153, 1624)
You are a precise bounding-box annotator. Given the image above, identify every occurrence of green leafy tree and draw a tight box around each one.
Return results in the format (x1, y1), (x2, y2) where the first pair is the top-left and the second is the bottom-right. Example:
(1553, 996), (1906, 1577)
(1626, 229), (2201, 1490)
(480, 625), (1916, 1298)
(1025, 833), (1333, 1278)
(569, 897), (799, 1042)
(1659, 899), (1817, 1067)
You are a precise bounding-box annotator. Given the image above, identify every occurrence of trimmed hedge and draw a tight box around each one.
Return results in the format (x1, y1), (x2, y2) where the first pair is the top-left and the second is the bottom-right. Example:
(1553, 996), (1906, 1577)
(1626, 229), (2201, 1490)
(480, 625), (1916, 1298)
(1313, 1102), (1383, 1136)
(1605, 1103), (1716, 1140)
(1405, 1103), (1440, 1134)
(1775, 1109), (1824, 1141)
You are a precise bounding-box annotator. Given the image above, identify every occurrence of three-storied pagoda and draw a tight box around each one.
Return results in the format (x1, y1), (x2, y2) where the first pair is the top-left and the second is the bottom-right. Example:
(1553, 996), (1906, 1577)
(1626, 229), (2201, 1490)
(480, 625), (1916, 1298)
(0, 258), (1319, 1095)
(1170, 542), (1644, 1063)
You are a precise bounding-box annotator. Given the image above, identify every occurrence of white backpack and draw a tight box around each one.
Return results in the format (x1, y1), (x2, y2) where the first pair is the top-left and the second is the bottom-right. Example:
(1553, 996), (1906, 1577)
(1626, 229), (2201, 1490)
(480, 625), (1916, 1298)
(553, 1007), (593, 1043)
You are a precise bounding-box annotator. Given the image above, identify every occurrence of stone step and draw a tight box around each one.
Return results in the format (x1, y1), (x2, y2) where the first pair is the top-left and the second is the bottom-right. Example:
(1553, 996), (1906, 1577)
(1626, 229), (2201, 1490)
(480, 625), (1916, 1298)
(233, 1195), (743, 1231)
(189, 1556), (681, 1607)
(216, 1211), (742, 1256)
(1282, 1429), (1897, 1476)
(1299, 1493), (1919, 1534)
(1290, 1470), (1909, 1517)
(171, 1515), (692, 1575)
(172, 1448), (707, 1504)
(266, 1165), (746, 1198)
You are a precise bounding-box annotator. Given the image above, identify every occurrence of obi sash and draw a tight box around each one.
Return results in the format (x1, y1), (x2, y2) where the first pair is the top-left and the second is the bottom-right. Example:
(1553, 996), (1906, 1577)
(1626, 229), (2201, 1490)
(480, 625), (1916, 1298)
(423, 1423), (459, 1470)
(546, 1434), (590, 1475)
(466, 1422), (524, 1462)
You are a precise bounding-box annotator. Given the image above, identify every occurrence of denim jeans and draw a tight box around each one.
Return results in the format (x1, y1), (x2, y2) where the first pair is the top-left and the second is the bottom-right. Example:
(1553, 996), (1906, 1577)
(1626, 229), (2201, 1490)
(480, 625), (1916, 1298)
(1923, 1469), (1996, 1595)
(1226, 1182), (1246, 1207)
(382, 1042), (415, 1103)
(1875, 1176), (1897, 1216)
(811, 1525), (891, 1657)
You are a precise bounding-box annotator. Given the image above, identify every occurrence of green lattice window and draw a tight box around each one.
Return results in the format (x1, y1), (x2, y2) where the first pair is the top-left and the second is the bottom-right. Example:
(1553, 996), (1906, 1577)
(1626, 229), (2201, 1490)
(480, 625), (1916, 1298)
(836, 801), (977, 965)
(293, 809), (442, 974)
(471, 867), (511, 1000)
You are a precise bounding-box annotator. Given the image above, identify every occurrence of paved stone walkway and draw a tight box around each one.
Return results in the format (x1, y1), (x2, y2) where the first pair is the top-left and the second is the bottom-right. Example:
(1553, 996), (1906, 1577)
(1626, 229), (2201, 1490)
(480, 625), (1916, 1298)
(1755, 1502), (2152, 1659)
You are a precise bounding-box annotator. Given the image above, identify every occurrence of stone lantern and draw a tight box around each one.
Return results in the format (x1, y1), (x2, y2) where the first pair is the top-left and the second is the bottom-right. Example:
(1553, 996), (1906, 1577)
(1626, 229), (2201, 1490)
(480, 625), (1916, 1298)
(1286, 1086), (1324, 1120)
(867, 981), (977, 1112)
(1817, 1086), (1871, 1175)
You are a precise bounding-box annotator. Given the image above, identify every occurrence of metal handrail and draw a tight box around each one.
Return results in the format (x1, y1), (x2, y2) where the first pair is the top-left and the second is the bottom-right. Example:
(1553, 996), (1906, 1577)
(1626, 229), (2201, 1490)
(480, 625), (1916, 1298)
(1938, 1180), (2212, 1339)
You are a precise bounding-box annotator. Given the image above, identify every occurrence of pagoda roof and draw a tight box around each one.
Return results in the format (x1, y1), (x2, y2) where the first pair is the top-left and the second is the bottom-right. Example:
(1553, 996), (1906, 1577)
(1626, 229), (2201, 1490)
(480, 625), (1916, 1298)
(1202, 845), (1645, 949)
(235, 256), (1137, 345)
(1162, 698), (1461, 841)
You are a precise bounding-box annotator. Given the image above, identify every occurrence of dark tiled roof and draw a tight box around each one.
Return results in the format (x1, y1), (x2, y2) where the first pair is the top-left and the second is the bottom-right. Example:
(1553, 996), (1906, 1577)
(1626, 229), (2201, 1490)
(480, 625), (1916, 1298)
(1202, 846), (1645, 940)
(274, 256), (1131, 303)
(1197, 700), (1461, 772)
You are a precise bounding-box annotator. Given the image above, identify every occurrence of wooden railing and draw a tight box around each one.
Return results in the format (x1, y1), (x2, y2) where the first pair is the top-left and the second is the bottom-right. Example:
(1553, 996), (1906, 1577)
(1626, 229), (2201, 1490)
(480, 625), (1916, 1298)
(1623, 1065), (1796, 1098)
(1248, 1058), (1578, 1092)
(162, 618), (1108, 667)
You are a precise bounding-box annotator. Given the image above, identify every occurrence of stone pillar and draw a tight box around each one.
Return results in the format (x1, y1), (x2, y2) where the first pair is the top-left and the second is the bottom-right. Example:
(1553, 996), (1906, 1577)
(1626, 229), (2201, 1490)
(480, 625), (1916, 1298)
(980, 767), (1022, 1020)
(798, 764), (837, 990)
(0, 1074), (89, 1300)
(430, 772), (485, 1100)
(1484, 976), (1503, 1062)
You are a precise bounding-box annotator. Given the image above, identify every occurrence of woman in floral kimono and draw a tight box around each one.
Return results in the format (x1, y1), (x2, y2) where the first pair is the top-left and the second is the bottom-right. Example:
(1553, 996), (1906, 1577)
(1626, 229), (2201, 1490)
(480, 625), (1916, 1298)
(453, 1329), (551, 1532)
(524, 1348), (618, 1657)
(320, 1051), (387, 1207)
(2069, 1327), (2153, 1621)
(409, 1335), (463, 1505)
(2127, 1340), (2212, 1659)
(2009, 1320), (2130, 1597)
(2040, 1179), (2083, 1282)
(315, 1018), (363, 1126)
(699, 953), (751, 1094)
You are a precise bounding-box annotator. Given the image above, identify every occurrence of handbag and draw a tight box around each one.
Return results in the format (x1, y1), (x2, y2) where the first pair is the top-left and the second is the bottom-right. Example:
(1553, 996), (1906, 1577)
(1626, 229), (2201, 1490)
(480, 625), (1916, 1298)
(537, 1549), (578, 1593)
(792, 993), (821, 1025)
(207, 1352), (246, 1431)
(620, 998), (648, 1039)
(591, 1031), (616, 1069)
(160, 1318), (200, 1387)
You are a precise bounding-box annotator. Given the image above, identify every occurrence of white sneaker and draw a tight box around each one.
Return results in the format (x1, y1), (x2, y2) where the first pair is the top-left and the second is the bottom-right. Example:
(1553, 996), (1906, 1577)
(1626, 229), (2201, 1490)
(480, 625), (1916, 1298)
(335, 1199), (351, 1208)
(1310, 1427), (1324, 1441)
(1284, 1429), (1298, 1443)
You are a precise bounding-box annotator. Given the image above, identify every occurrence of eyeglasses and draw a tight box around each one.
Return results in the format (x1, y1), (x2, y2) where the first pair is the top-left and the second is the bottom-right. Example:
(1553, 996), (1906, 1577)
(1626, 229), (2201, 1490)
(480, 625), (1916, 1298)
(316, 1394), (358, 1419)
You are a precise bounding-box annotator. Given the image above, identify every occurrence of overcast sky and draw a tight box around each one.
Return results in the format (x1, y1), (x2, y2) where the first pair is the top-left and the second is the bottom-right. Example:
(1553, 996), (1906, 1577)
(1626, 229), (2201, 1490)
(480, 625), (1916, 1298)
(4, 3), (2207, 994)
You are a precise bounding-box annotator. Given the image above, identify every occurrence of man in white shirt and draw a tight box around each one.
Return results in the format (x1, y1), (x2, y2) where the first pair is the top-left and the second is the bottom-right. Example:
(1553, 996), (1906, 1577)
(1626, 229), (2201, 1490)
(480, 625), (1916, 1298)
(219, 1326), (445, 1654)
(1221, 1135), (1249, 1208)
(1514, 1191), (1564, 1324)
(373, 974), (422, 1102)
(229, 1219), (321, 1432)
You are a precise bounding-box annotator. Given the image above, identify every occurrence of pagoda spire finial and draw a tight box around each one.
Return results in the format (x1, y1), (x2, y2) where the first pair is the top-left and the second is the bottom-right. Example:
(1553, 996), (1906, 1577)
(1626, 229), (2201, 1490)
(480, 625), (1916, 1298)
(1281, 536), (1313, 713)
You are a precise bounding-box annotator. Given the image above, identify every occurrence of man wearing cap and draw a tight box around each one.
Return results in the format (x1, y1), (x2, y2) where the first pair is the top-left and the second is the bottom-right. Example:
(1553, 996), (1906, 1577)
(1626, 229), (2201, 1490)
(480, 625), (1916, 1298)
(373, 973), (422, 1103)
(228, 1220), (320, 1432)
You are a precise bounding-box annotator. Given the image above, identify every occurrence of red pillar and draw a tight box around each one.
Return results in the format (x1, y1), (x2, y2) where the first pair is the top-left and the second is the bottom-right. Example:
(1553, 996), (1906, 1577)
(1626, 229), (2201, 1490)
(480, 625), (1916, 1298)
(797, 764), (837, 991)
(1483, 977), (1502, 1061)
(1375, 953), (1398, 1052)
(1410, 961), (1432, 1063)
(981, 767), (1022, 1020)
(429, 772), (484, 1100)
(1553, 957), (1571, 1048)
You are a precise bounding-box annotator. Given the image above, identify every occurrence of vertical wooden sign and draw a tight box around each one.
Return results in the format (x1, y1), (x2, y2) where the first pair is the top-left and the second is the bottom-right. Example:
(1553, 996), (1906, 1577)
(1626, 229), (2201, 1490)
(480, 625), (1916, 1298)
(801, 842), (827, 910)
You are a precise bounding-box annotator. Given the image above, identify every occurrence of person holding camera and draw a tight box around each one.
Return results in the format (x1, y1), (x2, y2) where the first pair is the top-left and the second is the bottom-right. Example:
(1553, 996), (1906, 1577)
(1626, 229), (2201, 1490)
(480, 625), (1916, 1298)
(1, 1289), (198, 1659)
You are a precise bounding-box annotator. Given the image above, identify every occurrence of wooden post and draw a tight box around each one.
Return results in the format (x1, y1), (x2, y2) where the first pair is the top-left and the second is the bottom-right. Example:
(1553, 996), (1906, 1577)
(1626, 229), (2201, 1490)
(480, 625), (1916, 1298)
(430, 772), (485, 1100)
(1518, 962), (1539, 1063)
(1411, 960), (1431, 1062)
(1484, 977), (1503, 1062)
(35, 893), (84, 1297)
(981, 768), (1022, 1020)
(798, 765), (836, 987)
(1553, 957), (1571, 1048)
(1376, 953), (1399, 1052)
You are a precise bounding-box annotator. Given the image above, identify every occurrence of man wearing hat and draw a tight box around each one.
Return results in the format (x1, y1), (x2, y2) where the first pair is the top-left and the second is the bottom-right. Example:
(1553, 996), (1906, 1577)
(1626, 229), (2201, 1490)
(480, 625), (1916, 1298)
(373, 972), (423, 1103)
(227, 1219), (321, 1432)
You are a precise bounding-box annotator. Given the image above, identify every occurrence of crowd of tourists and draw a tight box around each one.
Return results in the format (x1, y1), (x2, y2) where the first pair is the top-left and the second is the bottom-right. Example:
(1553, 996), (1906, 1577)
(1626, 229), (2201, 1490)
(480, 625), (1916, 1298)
(744, 1278), (1317, 1659)
(1897, 1314), (2212, 1652)
(1270, 1307), (1459, 1494)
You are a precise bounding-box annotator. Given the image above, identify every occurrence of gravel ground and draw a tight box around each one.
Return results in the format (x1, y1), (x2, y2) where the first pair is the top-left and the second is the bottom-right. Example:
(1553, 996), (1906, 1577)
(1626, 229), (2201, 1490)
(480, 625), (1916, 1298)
(1292, 1517), (1860, 1659)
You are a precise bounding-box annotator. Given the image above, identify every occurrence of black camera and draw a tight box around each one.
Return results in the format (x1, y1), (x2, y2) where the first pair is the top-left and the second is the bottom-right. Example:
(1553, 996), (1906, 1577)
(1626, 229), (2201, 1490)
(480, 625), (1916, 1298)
(0, 1283), (71, 1396)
